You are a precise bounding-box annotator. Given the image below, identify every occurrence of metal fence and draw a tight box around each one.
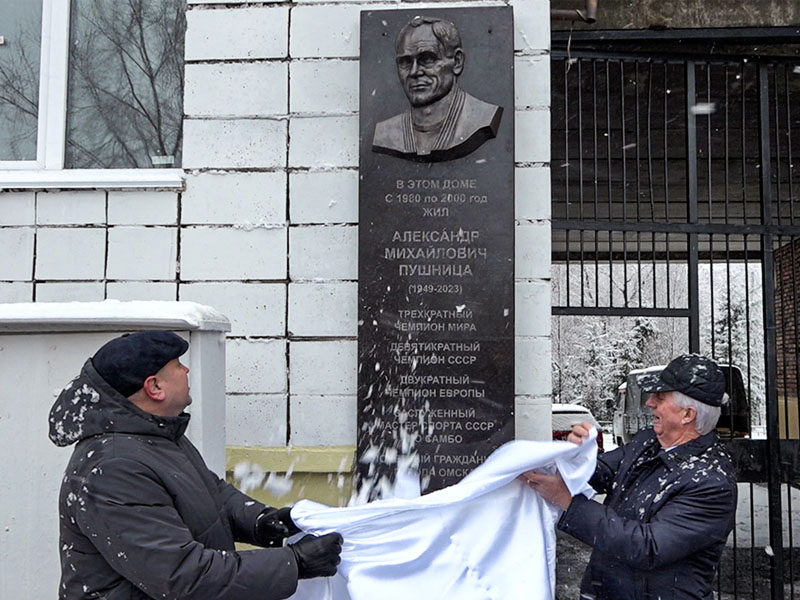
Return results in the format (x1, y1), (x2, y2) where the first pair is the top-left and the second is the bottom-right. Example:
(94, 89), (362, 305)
(551, 30), (800, 599)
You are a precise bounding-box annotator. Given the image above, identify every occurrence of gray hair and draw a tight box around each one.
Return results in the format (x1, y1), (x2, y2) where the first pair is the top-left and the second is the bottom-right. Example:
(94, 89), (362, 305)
(396, 16), (462, 58)
(671, 390), (724, 435)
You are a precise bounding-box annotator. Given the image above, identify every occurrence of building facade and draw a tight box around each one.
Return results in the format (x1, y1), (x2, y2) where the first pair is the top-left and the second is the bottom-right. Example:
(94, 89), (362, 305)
(0, 0), (552, 504)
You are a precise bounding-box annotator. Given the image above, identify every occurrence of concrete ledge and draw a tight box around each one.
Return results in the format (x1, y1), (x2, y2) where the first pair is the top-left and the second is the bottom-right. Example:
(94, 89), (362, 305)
(0, 300), (231, 333)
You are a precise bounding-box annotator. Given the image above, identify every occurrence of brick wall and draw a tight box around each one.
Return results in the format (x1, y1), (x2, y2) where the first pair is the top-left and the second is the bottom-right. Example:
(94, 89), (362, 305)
(0, 0), (553, 450)
(775, 238), (800, 399)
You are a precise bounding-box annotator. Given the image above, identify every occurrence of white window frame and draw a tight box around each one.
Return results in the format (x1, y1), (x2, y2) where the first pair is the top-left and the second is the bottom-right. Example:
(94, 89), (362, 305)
(0, 0), (183, 189)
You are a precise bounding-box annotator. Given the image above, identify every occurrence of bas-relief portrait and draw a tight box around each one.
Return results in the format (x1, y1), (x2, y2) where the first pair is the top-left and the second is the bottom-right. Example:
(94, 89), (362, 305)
(372, 16), (504, 163)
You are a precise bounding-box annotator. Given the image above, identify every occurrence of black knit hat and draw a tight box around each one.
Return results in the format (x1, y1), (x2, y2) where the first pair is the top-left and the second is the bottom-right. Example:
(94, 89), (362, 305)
(91, 331), (189, 397)
(639, 353), (726, 407)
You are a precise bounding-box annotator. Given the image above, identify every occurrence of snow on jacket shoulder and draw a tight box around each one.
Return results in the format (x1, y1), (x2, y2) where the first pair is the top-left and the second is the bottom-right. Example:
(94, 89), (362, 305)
(50, 359), (299, 600)
(558, 428), (737, 600)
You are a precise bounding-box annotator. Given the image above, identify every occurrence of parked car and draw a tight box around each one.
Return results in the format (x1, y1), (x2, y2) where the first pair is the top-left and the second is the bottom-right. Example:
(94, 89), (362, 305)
(612, 363), (750, 446)
(552, 403), (605, 452)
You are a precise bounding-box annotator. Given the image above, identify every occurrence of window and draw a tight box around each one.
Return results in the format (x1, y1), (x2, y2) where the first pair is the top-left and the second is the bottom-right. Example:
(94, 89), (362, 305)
(0, 0), (185, 186)
(0, 1), (43, 163)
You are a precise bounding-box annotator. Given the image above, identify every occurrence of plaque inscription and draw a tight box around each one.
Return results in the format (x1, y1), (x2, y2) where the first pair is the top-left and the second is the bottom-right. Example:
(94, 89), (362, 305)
(358, 7), (514, 494)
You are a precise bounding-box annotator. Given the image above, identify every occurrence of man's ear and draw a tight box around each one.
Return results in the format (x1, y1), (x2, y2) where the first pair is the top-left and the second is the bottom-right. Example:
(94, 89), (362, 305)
(142, 375), (166, 402)
(682, 406), (697, 424)
(453, 48), (465, 76)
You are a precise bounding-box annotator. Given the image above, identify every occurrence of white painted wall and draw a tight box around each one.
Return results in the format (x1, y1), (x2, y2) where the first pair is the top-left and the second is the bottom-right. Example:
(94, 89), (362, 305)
(0, 0), (552, 450)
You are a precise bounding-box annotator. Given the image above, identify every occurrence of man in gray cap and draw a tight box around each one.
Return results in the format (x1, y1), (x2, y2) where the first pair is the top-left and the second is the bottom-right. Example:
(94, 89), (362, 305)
(523, 353), (737, 600)
(49, 330), (343, 600)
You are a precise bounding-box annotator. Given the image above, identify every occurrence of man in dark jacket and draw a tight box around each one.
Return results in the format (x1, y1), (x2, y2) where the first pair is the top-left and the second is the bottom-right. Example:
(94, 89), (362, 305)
(523, 354), (737, 600)
(49, 330), (343, 600)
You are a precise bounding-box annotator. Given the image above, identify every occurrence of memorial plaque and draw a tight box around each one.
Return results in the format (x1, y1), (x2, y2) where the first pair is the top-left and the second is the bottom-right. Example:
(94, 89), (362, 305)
(357, 7), (514, 494)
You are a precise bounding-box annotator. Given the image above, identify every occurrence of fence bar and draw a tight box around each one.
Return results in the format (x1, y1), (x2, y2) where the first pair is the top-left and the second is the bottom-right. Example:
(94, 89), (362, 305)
(606, 61), (613, 224)
(786, 65), (796, 226)
(621, 61), (628, 223)
(774, 68), (782, 226)
(724, 65), (729, 226)
(634, 62), (643, 308)
(593, 60), (601, 306)
(664, 62), (671, 224)
(686, 61), (700, 351)
(706, 64), (713, 223)
(785, 62), (798, 596)
(709, 235), (716, 357)
(552, 219), (800, 237)
(758, 61), (786, 600)
(742, 62), (749, 226)
(635, 61), (642, 223)
(576, 60), (585, 307)
(743, 233), (757, 599)
(564, 59), (571, 307)
(665, 62), (672, 309)
(551, 306), (691, 317)
(788, 234), (798, 597)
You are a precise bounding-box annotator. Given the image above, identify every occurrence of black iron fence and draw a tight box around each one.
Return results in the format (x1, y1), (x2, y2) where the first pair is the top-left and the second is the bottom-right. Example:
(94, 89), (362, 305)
(551, 31), (800, 599)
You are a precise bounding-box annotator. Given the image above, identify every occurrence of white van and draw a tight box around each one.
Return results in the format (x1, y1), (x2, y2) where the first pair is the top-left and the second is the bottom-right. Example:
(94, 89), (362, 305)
(612, 364), (749, 445)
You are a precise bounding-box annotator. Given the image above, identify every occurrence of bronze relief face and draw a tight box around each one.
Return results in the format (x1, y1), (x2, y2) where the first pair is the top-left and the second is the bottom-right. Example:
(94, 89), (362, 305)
(395, 24), (464, 108)
(372, 16), (503, 163)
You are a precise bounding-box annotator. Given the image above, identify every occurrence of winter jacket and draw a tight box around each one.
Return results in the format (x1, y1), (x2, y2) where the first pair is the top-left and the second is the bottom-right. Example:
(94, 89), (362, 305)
(49, 359), (299, 600)
(558, 428), (736, 600)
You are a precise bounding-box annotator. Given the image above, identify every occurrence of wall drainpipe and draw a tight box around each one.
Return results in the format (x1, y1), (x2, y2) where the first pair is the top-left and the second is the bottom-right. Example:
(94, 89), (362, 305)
(551, 0), (598, 23)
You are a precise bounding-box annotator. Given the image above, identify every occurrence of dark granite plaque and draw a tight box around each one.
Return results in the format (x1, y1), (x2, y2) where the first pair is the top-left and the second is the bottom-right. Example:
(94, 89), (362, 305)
(357, 7), (514, 495)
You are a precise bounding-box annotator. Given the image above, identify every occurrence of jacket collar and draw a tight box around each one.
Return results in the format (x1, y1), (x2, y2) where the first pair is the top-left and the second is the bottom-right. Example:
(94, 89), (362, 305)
(631, 429), (719, 468)
(658, 430), (719, 469)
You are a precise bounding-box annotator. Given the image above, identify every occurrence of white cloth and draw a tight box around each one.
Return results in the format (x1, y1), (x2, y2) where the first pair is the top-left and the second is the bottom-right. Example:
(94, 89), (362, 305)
(288, 431), (598, 600)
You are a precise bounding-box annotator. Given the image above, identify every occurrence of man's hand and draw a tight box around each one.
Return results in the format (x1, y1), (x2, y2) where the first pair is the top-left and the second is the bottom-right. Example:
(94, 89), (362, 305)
(254, 507), (301, 547)
(289, 533), (343, 579)
(520, 471), (573, 510)
(567, 421), (595, 445)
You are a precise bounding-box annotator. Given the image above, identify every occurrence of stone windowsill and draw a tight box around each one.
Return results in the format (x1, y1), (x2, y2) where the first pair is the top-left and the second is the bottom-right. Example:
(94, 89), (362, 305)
(0, 169), (185, 191)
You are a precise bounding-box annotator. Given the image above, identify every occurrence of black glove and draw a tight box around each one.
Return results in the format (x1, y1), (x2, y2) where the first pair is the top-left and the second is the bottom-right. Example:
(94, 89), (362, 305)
(254, 507), (301, 548)
(288, 533), (343, 579)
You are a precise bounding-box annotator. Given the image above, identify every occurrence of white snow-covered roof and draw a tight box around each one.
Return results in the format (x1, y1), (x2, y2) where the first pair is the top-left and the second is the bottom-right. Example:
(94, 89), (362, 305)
(552, 404), (600, 429)
(0, 300), (230, 333)
(628, 365), (666, 375)
(552, 403), (591, 413)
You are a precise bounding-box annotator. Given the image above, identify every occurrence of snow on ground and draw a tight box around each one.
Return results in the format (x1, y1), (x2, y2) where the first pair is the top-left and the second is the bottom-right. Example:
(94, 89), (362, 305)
(731, 482), (800, 547)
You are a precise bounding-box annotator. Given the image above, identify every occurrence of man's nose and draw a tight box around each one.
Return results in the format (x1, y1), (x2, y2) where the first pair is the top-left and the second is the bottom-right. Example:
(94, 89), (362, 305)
(409, 58), (425, 75)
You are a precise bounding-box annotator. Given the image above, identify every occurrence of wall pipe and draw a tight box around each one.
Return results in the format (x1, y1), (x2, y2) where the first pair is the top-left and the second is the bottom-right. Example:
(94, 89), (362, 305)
(551, 0), (598, 23)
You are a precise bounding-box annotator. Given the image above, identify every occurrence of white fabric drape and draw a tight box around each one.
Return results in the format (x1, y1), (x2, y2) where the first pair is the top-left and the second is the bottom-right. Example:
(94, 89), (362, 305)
(287, 431), (598, 600)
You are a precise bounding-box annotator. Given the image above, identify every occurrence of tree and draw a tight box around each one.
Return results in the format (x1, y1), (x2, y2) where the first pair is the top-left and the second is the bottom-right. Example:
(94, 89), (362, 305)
(702, 263), (765, 425)
(553, 260), (766, 427)
(552, 263), (668, 421)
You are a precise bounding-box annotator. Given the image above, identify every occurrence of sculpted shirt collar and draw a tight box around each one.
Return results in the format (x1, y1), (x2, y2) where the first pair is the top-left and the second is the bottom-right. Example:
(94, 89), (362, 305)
(401, 85), (467, 154)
